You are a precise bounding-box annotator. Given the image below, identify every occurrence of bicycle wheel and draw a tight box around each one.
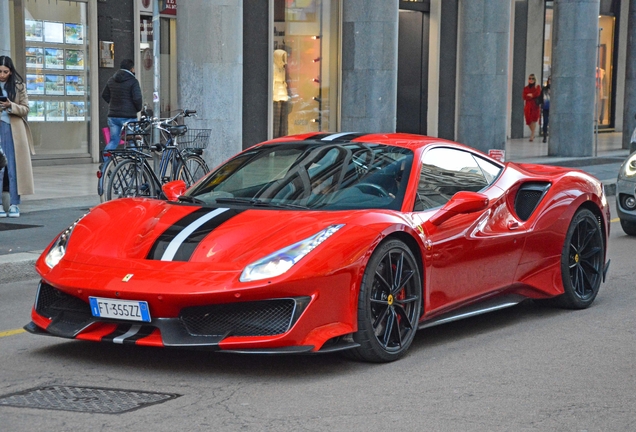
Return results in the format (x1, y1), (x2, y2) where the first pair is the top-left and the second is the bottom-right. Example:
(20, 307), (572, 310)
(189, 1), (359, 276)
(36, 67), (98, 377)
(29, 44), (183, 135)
(107, 159), (158, 200)
(176, 155), (209, 187)
(98, 158), (117, 202)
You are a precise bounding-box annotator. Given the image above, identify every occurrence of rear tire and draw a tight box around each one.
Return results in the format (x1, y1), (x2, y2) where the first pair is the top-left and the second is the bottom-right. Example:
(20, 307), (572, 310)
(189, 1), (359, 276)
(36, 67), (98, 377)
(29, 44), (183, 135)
(619, 219), (636, 236)
(556, 208), (604, 309)
(107, 160), (157, 200)
(98, 159), (117, 202)
(347, 239), (422, 362)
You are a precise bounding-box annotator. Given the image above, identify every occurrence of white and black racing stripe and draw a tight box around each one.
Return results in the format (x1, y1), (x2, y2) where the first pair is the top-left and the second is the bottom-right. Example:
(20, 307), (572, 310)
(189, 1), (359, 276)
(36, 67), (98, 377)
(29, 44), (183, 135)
(147, 207), (245, 261)
(305, 132), (367, 142)
(101, 324), (155, 345)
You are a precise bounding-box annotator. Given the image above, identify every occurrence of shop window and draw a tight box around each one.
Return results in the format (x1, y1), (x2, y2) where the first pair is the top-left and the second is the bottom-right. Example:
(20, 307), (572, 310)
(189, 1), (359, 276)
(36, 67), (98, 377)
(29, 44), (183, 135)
(23, 0), (90, 157)
(272, 0), (340, 138)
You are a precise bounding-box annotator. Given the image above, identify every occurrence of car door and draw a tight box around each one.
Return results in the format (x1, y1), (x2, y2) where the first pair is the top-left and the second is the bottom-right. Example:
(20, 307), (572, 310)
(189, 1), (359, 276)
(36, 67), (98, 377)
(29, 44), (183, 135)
(411, 147), (527, 314)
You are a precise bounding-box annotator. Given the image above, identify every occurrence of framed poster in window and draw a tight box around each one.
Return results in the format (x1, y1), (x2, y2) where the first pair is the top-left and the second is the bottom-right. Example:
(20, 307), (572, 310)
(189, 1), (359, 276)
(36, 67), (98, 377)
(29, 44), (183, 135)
(25, 47), (44, 69)
(65, 23), (84, 45)
(25, 20), (44, 42)
(65, 75), (85, 96)
(44, 48), (64, 69)
(45, 75), (65, 95)
(65, 50), (85, 70)
(28, 100), (46, 121)
(45, 101), (65, 121)
(66, 101), (86, 121)
(26, 74), (45, 95)
(44, 21), (65, 44)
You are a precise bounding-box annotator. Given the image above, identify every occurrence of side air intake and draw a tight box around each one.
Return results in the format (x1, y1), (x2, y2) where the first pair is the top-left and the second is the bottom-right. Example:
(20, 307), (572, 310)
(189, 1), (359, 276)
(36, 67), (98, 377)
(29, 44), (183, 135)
(514, 182), (551, 221)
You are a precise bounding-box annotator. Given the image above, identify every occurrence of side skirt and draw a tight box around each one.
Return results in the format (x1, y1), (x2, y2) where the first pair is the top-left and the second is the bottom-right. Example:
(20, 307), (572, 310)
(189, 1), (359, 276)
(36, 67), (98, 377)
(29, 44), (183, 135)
(418, 294), (527, 330)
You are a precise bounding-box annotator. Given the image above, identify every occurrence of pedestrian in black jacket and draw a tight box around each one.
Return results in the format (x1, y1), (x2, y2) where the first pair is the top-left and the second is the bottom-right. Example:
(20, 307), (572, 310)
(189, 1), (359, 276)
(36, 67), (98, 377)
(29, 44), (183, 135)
(101, 59), (142, 165)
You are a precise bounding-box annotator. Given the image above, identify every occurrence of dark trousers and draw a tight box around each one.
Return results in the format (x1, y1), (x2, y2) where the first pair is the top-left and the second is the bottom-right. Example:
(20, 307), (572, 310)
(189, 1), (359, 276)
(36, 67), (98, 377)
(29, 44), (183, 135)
(542, 109), (549, 136)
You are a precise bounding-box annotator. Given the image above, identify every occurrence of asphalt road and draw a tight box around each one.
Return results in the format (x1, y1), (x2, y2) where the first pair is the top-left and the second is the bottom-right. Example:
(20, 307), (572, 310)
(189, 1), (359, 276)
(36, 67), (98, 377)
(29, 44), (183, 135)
(0, 198), (635, 431)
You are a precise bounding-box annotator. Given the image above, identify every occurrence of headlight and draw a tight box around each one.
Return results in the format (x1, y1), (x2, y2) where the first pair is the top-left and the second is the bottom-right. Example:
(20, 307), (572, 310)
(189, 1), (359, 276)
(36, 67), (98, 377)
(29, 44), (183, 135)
(620, 152), (636, 179)
(240, 224), (344, 282)
(44, 215), (86, 268)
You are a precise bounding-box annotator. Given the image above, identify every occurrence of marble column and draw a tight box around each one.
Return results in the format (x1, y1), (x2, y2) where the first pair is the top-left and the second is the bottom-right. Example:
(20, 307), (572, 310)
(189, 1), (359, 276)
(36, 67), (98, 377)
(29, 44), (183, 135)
(622, 0), (636, 152)
(0, 0), (11, 57)
(176, 0), (243, 168)
(341, 0), (399, 132)
(456, 0), (510, 154)
(549, 0), (599, 157)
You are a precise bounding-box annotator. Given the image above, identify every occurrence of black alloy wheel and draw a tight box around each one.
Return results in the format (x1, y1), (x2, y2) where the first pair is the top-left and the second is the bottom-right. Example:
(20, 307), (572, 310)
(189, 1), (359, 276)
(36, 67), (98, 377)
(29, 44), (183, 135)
(558, 208), (604, 309)
(348, 239), (422, 362)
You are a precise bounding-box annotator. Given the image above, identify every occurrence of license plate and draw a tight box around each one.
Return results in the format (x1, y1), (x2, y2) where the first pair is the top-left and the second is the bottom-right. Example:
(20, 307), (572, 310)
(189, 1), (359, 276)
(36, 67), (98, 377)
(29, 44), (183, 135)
(89, 297), (151, 322)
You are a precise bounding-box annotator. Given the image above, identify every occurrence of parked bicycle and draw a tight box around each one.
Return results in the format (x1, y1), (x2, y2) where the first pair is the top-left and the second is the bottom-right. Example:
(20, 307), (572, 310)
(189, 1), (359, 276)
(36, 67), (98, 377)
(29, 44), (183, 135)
(106, 109), (210, 200)
(96, 107), (154, 202)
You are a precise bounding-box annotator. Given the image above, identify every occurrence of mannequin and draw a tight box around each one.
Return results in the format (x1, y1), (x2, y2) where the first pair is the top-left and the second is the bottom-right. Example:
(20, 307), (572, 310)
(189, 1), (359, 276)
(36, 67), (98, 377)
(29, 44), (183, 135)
(273, 49), (290, 138)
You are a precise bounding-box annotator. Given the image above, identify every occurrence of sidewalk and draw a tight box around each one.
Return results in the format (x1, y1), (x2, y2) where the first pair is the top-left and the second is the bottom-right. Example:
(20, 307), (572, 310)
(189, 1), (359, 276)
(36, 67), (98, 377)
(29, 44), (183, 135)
(0, 132), (629, 269)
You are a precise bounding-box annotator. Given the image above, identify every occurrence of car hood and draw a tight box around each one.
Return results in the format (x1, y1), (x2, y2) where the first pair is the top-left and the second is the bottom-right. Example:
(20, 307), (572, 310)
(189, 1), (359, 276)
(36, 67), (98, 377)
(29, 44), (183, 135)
(61, 198), (387, 271)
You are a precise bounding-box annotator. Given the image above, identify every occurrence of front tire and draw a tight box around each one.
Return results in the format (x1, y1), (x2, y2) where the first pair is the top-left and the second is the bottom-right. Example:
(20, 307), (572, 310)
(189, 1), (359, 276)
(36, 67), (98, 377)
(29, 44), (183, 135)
(348, 239), (422, 362)
(556, 208), (604, 309)
(619, 218), (636, 236)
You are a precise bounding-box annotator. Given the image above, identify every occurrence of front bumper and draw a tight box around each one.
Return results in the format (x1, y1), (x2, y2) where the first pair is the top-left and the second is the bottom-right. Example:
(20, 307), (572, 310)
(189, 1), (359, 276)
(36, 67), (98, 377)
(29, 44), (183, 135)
(616, 177), (636, 222)
(27, 258), (359, 353)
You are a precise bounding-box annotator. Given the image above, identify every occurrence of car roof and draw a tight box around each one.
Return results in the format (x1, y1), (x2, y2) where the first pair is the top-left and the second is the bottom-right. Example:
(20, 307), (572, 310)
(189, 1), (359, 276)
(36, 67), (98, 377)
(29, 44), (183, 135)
(264, 132), (475, 153)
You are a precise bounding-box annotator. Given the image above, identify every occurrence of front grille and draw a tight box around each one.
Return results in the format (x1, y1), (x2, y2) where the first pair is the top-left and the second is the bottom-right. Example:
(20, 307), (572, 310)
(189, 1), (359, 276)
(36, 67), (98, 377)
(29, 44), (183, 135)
(180, 299), (297, 337)
(36, 282), (91, 320)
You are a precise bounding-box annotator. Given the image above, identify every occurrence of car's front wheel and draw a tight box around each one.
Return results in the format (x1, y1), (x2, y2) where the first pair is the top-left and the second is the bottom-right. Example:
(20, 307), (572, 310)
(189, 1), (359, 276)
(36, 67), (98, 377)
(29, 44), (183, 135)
(619, 218), (636, 236)
(348, 239), (422, 362)
(557, 208), (604, 309)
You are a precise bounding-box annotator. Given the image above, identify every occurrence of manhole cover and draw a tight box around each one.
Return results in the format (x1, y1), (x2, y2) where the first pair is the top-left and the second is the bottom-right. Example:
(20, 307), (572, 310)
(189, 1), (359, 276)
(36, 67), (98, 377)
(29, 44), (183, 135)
(0, 222), (42, 231)
(0, 385), (180, 414)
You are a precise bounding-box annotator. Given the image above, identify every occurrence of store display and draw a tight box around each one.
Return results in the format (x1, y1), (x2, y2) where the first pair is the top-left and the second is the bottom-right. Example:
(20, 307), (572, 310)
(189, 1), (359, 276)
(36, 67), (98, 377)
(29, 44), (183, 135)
(25, 20), (43, 42)
(44, 48), (64, 69)
(45, 101), (65, 121)
(44, 21), (64, 43)
(26, 74), (45, 95)
(28, 101), (45, 121)
(25, 47), (44, 69)
(64, 23), (84, 45)
(45, 75), (65, 95)
(65, 75), (85, 96)
(25, 19), (88, 123)
(66, 101), (86, 121)
(65, 49), (84, 70)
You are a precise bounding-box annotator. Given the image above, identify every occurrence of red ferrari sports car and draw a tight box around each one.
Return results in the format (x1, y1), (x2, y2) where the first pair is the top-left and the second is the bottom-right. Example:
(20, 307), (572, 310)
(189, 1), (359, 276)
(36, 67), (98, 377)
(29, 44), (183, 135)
(26, 132), (611, 362)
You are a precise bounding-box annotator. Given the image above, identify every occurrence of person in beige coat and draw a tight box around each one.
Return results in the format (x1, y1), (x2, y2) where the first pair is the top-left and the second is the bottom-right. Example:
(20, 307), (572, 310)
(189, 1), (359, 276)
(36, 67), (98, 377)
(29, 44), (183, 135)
(0, 55), (35, 218)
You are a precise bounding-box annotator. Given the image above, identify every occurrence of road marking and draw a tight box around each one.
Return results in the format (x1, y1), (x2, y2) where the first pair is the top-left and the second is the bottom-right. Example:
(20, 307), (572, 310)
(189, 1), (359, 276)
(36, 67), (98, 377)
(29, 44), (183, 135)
(0, 329), (26, 338)
(611, 217), (620, 223)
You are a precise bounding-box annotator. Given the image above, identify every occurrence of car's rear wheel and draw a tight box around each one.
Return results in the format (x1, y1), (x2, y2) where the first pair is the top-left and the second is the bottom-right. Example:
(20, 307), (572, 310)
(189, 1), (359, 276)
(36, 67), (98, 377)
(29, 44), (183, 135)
(557, 208), (604, 309)
(619, 218), (636, 236)
(348, 239), (422, 362)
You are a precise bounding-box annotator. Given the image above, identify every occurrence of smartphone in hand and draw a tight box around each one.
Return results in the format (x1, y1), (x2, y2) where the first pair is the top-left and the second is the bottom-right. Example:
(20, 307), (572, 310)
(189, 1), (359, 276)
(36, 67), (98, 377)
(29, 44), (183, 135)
(0, 96), (8, 102)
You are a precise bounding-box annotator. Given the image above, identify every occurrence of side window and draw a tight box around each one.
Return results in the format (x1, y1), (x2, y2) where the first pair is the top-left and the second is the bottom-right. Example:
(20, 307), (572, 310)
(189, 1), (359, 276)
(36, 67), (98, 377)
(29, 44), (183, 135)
(414, 148), (490, 211)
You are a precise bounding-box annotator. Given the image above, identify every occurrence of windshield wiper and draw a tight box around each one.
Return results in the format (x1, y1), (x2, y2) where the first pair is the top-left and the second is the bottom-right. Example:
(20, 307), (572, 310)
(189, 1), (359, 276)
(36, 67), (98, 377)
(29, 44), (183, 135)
(214, 197), (308, 209)
(177, 195), (207, 205)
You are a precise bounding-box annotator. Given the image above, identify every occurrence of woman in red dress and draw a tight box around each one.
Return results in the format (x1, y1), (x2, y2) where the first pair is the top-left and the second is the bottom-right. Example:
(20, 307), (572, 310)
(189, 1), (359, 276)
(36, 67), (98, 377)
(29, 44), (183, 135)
(523, 74), (542, 142)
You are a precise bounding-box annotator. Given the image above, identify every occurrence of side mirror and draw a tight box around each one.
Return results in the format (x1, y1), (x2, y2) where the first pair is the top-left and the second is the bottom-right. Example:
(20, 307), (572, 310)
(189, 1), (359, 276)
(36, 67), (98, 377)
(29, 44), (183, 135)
(428, 191), (489, 226)
(162, 180), (187, 202)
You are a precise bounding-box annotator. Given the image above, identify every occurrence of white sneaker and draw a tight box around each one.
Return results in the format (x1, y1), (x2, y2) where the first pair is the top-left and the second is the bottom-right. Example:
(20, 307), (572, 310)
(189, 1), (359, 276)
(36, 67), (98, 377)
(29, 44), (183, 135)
(8, 205), (19, 218)
(0, 209), (6, 218)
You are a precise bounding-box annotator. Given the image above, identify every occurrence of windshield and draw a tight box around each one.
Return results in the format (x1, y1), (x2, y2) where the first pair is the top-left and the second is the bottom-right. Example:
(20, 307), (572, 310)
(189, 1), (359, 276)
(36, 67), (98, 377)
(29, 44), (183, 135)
(187, 142), (414, 210)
